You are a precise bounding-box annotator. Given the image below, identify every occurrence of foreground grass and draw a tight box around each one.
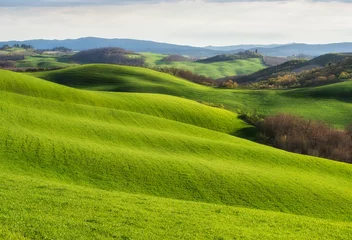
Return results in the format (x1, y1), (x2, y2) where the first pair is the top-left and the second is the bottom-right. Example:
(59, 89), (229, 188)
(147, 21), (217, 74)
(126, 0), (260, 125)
(1, 172), (352, 240)
(142, 52), (266, 79)
(2, 70), (352, 238)
(32, 64), (352, 128)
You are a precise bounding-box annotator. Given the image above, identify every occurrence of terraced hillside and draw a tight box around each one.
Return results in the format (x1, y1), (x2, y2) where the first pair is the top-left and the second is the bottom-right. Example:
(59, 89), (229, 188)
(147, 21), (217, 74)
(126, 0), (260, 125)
(142, 52), (266, 78)
(32, 64), (352, 128)
(2, 69), (352, 238)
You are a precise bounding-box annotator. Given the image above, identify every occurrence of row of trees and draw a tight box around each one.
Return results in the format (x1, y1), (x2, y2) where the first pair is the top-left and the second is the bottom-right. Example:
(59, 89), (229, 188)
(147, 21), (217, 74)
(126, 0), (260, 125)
(152, 67), (243, 89)
(152, 67), (239, 89)
(1, 44), (34, 50)
(153, 67), (216, 86)
(0, 61), (15, 68)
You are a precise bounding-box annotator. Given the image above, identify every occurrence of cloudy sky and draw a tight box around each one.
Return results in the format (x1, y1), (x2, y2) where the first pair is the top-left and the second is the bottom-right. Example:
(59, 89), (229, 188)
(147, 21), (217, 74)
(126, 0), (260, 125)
(0, 0), (351, 46)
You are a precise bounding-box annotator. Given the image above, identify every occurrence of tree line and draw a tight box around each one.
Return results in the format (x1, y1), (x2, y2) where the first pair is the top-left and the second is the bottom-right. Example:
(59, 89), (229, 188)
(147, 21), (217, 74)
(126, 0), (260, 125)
(70, 48), (145, 66)
(1, 44), (34, 50)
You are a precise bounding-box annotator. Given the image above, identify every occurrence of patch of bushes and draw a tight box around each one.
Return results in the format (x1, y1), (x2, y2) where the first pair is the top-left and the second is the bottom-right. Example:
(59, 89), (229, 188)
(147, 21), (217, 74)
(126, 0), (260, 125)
(257, 114), (352, 163)
(220, 79), (239, 89)
(0, 55), (25, 61)
(0, 61), (16, 68)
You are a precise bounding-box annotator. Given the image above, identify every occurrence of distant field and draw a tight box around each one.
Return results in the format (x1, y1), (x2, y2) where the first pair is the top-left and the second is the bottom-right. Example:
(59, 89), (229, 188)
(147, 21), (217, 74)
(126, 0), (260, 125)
(15, 55), (76, 69)
(0, 47), (30, 55)
(1, 69), (352, 238)
(32, 64), (352, 128)
(142, 52), (266, 79)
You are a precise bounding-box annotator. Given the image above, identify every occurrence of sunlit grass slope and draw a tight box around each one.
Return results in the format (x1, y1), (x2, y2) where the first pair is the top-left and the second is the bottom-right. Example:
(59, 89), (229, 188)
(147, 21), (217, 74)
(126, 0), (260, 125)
(1, 172), (352, 240)
(2, 70), (352, 238)
(33, 64), (352, 128)
(142, 52), (266, 79)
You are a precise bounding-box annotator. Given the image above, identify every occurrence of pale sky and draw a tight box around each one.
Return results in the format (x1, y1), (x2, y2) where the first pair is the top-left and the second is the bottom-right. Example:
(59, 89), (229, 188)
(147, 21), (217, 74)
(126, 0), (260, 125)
(0, 0), (351, 46)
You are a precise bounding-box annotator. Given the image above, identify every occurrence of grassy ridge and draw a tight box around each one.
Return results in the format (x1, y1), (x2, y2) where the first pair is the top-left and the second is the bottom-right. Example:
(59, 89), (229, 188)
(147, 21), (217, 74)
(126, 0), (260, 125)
(32, 64), (352, 128)
(142, 52), (266, 78)
(2, 70), (352, 238)
(3, 70), (247, 134)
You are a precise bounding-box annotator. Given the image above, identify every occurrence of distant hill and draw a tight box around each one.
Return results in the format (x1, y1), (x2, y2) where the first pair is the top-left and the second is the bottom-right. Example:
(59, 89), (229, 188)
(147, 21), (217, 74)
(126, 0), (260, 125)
(0, 37), (228, 57)
(254, 43), (352, 57)
(70, 47), (145, 66)
(161, 54), (191, 62)
(205, 44), (282, 51)
(226, 53), (352, 88)
(262, 56), (289, 67)
(2, 38), (351, 57)
(196, 50), (261, 63)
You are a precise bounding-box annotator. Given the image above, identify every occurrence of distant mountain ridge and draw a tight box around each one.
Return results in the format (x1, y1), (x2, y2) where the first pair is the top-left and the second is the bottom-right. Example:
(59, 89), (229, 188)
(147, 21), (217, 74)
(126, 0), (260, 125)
(1, 37), (351, 57)
(253, 43), (352, 57)
(0, 37), (226, 57)
(205, 44), (282, 51)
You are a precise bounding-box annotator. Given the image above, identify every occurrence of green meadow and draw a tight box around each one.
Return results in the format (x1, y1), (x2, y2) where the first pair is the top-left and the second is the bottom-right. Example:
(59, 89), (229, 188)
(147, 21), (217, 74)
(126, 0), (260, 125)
(15, 55), (76, 69)
(32, 64), (352, 128)
(142, 52), (266, 78)
(1, 67), (352, 239)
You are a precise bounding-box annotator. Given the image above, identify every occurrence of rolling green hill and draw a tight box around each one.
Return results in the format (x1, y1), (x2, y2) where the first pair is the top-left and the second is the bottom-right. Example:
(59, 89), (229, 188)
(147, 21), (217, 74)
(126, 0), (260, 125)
(142, 52), (266, 79)
(1, 69), (352, 238)
(32, 64), (352, 128)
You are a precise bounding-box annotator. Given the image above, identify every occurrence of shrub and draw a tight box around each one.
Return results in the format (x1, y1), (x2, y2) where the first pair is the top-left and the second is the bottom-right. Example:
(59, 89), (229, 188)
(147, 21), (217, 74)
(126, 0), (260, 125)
(339, 72), (350, 80)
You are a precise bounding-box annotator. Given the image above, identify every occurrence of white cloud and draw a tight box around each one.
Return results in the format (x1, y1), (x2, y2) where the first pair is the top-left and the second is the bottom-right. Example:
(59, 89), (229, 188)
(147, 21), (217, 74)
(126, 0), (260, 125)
(1, 0), (351, 7)
(0, 0), (351, 46)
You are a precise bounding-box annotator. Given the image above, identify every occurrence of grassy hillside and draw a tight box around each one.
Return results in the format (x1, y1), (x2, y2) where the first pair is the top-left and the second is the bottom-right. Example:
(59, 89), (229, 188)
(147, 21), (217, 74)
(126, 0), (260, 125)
(142, 52), (266, 79)
(2, 69), (352, 238)
(32, 64), (352, 128)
